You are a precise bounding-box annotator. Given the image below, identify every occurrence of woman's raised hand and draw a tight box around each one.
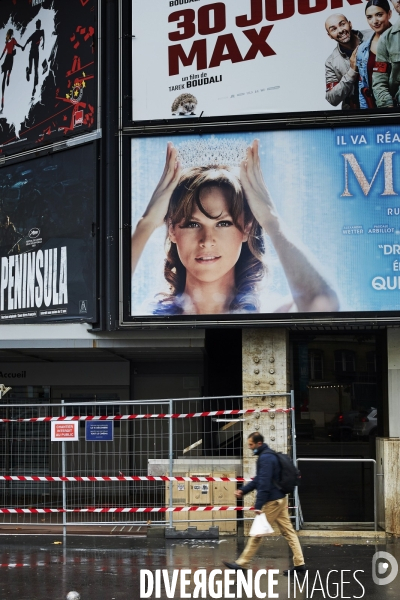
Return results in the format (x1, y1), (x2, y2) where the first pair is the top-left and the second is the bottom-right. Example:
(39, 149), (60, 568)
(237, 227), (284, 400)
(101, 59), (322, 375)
(132, 143), (181, 275)
(240, 140), (339, 313)
(142, 142), (181, 230)
(240, 140), (279, 235)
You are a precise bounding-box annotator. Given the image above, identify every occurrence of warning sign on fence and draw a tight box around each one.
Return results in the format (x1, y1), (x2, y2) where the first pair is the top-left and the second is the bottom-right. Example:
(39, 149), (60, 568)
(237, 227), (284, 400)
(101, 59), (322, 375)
(51, 421), (79, 442)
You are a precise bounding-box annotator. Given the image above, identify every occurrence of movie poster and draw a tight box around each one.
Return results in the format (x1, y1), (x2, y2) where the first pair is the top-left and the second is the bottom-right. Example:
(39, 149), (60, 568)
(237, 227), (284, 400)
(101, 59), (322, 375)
(0, 143), (97, 323)
(0, 0), (96, 155)
(131, 0), (400, 120)
(130, 126), (400, 319)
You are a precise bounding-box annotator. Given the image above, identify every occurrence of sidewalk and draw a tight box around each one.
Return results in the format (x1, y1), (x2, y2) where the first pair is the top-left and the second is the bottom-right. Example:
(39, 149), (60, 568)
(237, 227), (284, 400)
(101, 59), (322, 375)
(0, 534), (398, 599)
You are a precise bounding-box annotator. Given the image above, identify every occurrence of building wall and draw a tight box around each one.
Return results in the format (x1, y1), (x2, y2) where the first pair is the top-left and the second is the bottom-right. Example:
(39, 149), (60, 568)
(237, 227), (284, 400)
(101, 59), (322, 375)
(387, 328), (400, 439)
(375, 328), (400, 535)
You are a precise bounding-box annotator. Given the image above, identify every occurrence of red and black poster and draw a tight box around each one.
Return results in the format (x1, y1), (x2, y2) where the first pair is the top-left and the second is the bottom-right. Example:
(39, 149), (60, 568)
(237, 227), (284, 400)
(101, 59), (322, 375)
(0, 0), (96, 155)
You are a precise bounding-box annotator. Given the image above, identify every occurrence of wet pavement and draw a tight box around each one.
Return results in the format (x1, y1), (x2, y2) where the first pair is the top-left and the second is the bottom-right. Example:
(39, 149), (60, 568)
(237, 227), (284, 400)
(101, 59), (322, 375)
(0, 534), (398, 599)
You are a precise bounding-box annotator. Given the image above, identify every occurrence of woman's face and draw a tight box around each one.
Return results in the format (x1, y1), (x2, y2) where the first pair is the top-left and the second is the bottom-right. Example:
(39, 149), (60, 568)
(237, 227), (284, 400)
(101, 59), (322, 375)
(366, 5), (391, 33)
(169, 185), (249, 285)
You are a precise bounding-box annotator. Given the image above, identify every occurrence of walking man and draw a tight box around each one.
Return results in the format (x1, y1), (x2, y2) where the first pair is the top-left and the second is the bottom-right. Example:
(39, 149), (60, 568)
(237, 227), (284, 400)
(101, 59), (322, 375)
(223, 432), (306, 575)
(23, 19), (45, 97)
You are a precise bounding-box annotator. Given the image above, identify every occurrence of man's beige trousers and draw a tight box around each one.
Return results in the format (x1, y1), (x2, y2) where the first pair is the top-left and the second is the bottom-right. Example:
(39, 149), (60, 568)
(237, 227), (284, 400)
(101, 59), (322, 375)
(236, 498), (304, 568)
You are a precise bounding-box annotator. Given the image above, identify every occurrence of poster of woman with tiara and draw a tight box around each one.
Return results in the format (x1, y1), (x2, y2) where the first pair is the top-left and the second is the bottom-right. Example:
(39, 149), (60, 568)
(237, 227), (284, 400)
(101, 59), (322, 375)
(130, 133), (340, 317)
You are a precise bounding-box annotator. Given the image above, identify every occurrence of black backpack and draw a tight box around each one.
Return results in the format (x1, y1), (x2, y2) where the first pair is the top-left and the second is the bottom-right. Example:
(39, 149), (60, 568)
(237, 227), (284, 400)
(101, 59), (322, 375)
(262, 448), (301, 495)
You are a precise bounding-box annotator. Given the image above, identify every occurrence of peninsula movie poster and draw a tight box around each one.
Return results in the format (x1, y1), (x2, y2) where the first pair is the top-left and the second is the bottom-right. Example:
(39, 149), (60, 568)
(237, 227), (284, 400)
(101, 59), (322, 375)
(0, 143), (97, 323)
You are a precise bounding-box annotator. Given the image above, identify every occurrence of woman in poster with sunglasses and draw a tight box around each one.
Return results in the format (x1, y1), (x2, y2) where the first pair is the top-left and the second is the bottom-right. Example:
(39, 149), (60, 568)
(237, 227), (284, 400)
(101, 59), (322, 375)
(131, 140), (339, 316)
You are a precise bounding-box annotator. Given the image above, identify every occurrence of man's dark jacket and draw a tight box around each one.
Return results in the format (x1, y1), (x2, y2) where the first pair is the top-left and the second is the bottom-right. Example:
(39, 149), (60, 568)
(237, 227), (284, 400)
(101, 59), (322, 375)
(241, 443), (285, 510)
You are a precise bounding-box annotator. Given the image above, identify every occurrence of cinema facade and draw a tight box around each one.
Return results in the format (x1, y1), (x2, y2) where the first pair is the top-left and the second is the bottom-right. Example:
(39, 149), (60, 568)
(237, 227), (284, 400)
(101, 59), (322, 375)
(0, 0), (399, 536)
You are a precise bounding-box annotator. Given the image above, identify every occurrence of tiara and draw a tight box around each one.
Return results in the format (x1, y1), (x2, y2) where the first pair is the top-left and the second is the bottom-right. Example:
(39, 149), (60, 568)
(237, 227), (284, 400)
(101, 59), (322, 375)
(176, 136), (248, 169)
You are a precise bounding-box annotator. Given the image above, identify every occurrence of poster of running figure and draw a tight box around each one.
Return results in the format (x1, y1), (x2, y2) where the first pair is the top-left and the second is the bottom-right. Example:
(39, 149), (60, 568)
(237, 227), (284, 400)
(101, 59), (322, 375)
(0, 0), (96, 155)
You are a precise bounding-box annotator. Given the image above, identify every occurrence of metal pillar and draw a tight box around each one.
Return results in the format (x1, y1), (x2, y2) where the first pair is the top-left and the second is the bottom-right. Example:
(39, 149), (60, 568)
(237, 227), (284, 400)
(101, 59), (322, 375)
(290, 390), (301, 532)
(61, 400), (67, 542)
(168, 399), (174, 529)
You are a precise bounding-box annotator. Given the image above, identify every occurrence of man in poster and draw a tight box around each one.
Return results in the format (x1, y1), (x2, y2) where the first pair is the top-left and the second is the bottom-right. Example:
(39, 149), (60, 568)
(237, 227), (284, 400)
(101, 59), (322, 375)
(23, 19), (45, 98)
(373, 0), (400, 107)
(325, 14), (372, 109)
(0, 215), (19, 254)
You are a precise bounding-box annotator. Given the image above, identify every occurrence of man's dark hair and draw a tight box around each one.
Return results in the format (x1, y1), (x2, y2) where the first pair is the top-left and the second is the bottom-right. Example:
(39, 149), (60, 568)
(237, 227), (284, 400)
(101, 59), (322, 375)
(248, 432), (264, 444)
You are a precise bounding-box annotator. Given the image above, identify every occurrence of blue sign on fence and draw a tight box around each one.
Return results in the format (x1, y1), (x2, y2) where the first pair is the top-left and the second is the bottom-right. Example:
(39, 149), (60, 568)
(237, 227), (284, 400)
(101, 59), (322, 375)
(85, 421), (114, 442)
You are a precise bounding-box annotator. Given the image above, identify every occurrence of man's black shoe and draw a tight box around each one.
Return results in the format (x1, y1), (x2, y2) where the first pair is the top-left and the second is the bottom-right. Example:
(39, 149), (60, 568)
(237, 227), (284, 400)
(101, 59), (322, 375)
(283, 565), (307, 576)
(222, 561), (246, 571)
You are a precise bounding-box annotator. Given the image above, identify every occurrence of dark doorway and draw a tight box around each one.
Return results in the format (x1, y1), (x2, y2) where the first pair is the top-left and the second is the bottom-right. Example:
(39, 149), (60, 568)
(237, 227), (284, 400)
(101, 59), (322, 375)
(203, 329), (243, 457)
(290, 331), (387, 527)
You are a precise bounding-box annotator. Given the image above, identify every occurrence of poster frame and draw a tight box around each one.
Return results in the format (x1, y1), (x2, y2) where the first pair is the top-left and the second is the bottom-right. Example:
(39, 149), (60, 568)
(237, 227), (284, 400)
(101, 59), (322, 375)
(120, 124), (400, 328)
(0, 0), (101, 158)
(122, 0), (400, 130)
(0, 140), (100, 325)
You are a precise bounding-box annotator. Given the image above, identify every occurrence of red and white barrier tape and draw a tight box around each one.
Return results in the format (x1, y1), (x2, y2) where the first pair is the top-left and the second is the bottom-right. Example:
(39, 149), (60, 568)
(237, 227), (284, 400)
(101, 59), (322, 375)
(0, 408), (293, 423)
(0, 506), (253, 514)
(0, 475), (251, 483)
(0, 564), (40, 568)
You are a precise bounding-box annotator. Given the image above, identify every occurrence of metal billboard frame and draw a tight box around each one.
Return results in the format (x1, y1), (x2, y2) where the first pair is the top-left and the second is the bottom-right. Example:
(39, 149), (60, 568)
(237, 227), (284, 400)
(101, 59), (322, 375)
(119, 127), (400, 329)
(121, 0), (400, 131)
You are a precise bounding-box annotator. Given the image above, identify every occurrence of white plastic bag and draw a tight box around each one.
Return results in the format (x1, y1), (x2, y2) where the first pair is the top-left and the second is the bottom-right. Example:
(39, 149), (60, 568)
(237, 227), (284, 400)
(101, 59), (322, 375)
(249, 513), (274, 537)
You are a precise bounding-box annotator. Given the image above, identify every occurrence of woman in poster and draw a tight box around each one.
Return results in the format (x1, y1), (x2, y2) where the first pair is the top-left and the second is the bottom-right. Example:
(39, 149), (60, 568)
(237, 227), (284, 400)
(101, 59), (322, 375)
(0, 28), (24, 112)
(356, 0), (392, 109)
(131, 140), (339, 316)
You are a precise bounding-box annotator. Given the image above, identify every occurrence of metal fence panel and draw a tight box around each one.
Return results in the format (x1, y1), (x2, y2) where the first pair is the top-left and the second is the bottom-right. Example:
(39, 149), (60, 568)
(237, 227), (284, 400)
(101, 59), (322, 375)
(0, 394), (293, 531)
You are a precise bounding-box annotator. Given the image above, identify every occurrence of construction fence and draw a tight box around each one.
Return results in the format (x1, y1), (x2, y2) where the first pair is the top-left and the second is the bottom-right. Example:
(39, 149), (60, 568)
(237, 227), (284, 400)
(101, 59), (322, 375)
(0, 393), (295, 534)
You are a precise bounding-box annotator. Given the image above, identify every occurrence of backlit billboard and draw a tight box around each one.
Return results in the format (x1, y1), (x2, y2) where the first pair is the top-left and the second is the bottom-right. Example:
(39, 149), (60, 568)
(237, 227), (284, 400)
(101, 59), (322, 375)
(130, 0), (400, 121)
(125, 125), (400, 323)
(0, 0), (97, 154)
(0, 143), (97, 323)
